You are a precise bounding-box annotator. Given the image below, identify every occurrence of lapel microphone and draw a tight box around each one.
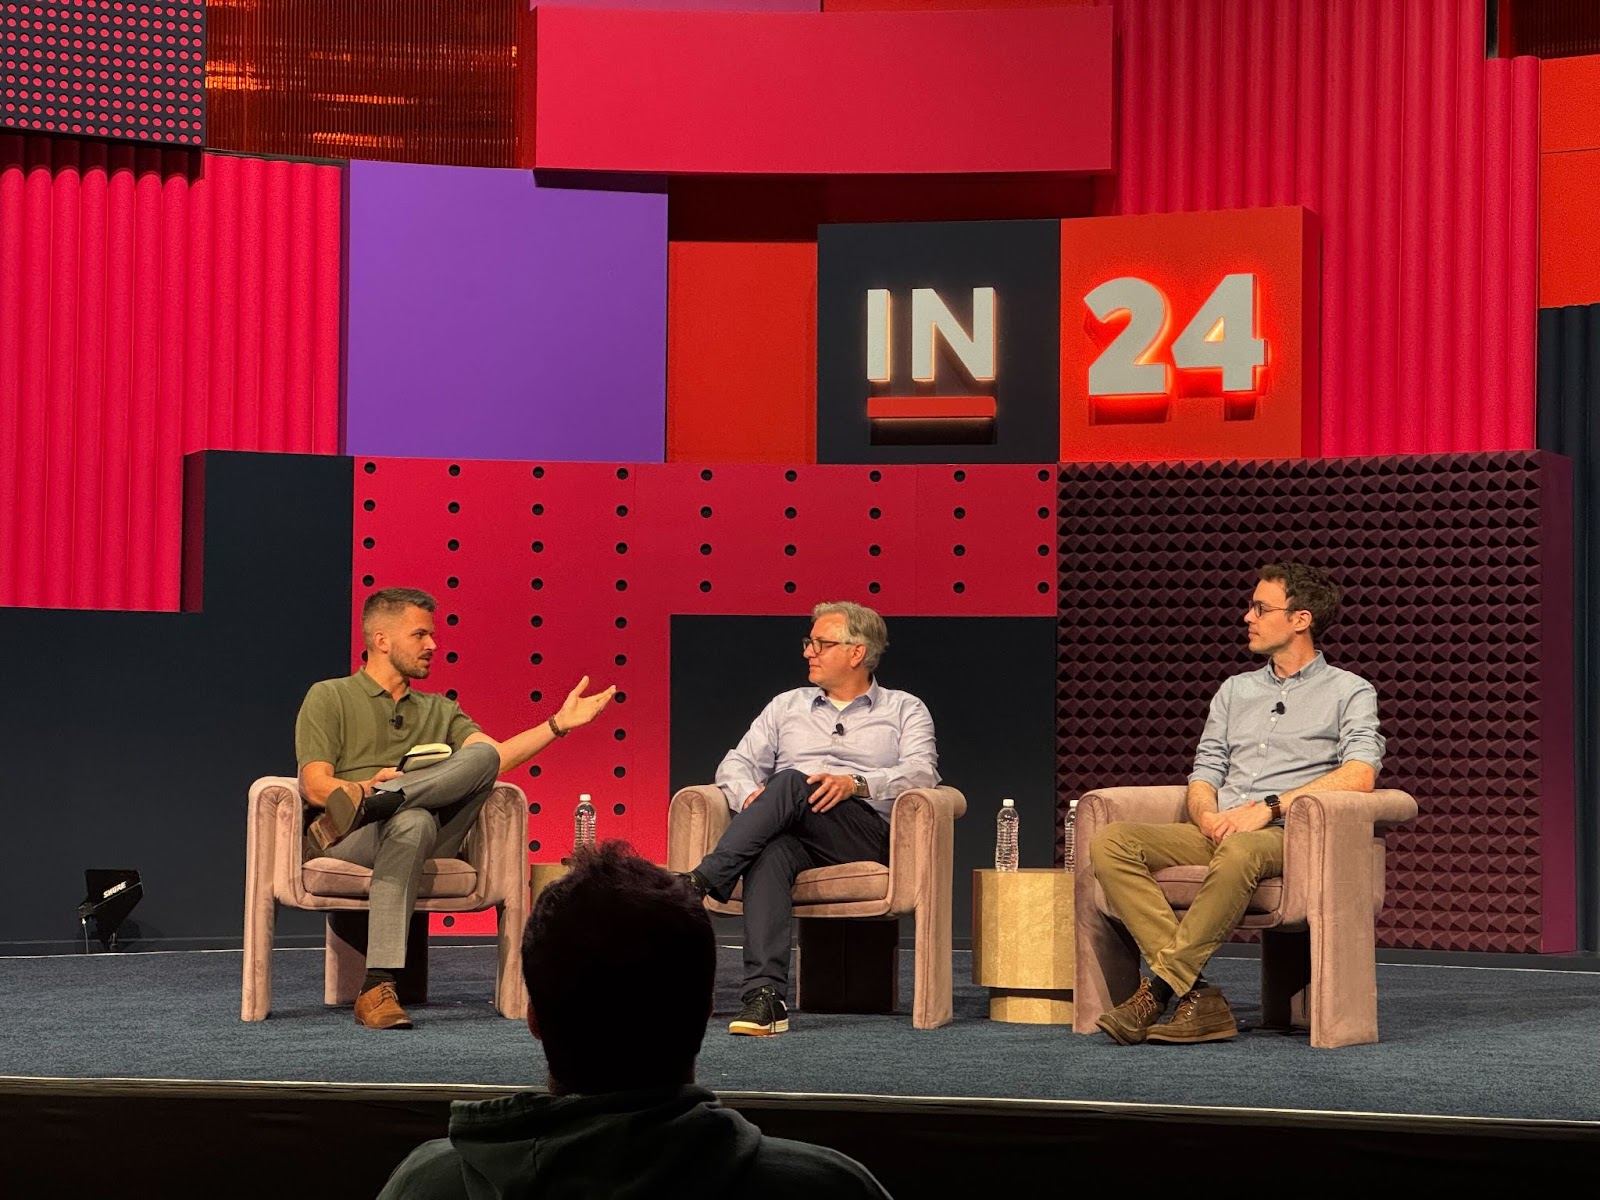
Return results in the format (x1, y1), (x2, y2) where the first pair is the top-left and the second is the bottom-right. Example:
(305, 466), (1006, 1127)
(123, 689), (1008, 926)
(1273, 702), (1286, 715)
(834, 723), (844, 736)
(391, 711), (404, 729)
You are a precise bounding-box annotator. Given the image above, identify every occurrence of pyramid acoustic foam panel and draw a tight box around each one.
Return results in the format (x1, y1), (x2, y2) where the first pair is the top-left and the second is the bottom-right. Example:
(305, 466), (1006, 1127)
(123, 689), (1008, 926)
(1056, 452), (1574, 953)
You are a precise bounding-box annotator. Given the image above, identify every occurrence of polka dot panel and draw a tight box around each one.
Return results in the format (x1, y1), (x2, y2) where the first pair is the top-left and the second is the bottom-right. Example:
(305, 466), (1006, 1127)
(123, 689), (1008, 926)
(0, 1), (204, 144)
(356, 458), (1056, 933)
(1055, 451), (1575, 953)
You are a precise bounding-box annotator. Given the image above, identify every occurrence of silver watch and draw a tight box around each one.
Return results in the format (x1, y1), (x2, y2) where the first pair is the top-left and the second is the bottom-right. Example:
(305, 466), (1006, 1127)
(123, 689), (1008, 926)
(851, 774), (868, 798)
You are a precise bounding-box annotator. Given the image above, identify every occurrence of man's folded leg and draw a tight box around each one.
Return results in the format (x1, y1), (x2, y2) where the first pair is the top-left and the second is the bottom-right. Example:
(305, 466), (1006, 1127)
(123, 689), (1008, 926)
(372, 740), (501, 814)
(691, 769), (819, 902)
(311, 742), (501, 856)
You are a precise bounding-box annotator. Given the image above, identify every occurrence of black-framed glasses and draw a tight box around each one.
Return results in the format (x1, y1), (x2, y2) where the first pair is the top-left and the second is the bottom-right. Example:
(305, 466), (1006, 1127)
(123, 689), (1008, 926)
(801, 637), (853, 655)
(1246, 601), (1294, 618)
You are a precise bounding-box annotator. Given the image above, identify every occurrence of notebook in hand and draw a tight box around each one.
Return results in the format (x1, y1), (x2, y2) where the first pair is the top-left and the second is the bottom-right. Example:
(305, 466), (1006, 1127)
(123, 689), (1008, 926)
(398, 743), (452, 772)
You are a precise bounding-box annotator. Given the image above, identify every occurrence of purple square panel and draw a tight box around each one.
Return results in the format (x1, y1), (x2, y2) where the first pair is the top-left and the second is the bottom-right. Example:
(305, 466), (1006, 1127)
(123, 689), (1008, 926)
(346, 161), (667, 462)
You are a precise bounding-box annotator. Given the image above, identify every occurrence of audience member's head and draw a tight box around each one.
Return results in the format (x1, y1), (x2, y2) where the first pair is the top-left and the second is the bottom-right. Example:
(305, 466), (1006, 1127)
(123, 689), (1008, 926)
(522, 840), (715, 1094)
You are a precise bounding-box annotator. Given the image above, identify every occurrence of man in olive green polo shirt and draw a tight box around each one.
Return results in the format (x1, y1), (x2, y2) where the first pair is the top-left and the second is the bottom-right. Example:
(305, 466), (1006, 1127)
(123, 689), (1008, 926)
(295, 586), (616, 1030)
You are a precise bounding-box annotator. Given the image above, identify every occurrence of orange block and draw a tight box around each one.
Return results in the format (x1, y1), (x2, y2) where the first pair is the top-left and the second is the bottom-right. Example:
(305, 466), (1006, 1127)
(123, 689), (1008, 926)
(1541, 55), (1600, 153)
(1058, 207), (1319, 464)
(1540, 149), (1600, 308)
(667, 241), (816, 463)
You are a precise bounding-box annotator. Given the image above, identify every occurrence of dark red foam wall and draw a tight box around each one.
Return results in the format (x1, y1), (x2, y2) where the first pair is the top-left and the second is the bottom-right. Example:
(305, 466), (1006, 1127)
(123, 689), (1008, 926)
(1056, 451), (1576, 953)
(355, 458), (1056, 935)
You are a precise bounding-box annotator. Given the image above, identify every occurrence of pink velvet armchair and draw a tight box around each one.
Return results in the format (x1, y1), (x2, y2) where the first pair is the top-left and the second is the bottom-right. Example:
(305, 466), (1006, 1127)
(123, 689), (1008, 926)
(241, 775), (529, 1021)
(1072, 784), (1417, 1048)
(667, 783), (966, 1029)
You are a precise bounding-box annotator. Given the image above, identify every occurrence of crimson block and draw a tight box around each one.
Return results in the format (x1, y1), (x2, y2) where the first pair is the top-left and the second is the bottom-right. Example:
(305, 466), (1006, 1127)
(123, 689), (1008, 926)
(528, 7), (1113, 174)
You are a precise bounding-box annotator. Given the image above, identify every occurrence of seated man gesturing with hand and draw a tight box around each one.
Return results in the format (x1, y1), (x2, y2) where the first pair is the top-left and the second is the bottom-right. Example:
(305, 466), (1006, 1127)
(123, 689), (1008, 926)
(295, 586), (615, 1030)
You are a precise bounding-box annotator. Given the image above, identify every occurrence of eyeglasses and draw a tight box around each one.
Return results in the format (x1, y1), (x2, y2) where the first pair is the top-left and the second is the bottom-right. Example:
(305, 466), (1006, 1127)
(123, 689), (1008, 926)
(1245, 601), (1295, 619)
(801, 637), (854, 655)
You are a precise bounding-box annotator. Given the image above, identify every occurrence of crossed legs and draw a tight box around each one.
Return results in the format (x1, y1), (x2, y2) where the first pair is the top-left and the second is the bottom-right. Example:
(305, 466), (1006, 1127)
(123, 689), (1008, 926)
(693, 768), (890, 1001)
(321, 741), (501, 972)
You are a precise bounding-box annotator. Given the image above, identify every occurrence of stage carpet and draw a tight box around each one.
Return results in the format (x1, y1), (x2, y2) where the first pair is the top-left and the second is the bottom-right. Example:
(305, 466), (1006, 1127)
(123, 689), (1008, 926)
(1, 943), (1595, 1194)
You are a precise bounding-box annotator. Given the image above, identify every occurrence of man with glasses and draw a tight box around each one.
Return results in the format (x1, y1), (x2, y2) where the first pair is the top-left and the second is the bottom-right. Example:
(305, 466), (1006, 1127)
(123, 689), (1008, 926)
(680, 600), (939, 1036)
(1088, 562), (1386, 1045)
(295, 586), (616, 1030)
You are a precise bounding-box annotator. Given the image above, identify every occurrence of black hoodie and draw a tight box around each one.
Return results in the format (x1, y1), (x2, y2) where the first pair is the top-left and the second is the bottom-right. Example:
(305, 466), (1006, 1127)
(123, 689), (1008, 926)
(377, 1084), (892, 1200)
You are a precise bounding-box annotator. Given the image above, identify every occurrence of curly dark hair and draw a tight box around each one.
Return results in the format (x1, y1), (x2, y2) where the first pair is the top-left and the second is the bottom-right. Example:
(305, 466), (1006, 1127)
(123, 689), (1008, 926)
(1258, 561), (1341, 637)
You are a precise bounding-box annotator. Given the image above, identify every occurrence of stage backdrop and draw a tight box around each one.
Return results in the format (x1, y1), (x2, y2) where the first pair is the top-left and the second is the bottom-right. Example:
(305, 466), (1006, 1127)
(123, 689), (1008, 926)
(1055, 450), (1576, 954)
(0, 452), (351, 952)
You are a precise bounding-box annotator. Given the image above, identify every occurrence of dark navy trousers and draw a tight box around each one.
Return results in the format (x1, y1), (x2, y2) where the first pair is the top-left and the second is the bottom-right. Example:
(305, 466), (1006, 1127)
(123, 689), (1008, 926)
(694, 768), (890, 999)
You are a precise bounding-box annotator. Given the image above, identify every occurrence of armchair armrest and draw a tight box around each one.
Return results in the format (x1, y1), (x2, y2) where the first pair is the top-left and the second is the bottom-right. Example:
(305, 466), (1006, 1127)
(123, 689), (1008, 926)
(466, 783), (529, 906)
(246, 775), (304, 905)
(1074, 785), (1188, 858)
(667, 784), (733, 871)
(1279, 789), (1417, 918)
(1284, 789), (1418, 833)
(884, 785), (966, 912)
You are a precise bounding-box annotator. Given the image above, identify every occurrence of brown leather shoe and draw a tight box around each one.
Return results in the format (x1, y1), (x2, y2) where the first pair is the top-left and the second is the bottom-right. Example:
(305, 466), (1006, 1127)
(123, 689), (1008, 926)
(353, 981), (414, 1030)
(1145, 984), (1238, 1044)
(307, 782), (411, 856)
(1096, 977), (1168, 1045)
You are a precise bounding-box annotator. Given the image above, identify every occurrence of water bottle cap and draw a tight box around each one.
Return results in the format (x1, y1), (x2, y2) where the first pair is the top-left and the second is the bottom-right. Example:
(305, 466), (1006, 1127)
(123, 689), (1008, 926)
(579, 793), (591, 803)
(1001, 798), (1015, 807)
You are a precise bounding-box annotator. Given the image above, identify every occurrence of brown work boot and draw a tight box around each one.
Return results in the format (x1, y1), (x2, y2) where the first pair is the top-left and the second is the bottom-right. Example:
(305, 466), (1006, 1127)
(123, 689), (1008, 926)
(1095, 978), (1168, 1045)
(353, 981), (414, 1030)
(1145, 984), (1238, 1044)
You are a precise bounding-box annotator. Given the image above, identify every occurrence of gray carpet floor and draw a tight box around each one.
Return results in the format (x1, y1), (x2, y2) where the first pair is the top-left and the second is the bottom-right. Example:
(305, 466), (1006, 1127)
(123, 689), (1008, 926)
(1, 944), (1596, 1122)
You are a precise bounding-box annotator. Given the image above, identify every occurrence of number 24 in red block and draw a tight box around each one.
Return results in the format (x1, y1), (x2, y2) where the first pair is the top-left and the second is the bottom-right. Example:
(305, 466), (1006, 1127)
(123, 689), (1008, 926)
(1085, 273), (1266, 398)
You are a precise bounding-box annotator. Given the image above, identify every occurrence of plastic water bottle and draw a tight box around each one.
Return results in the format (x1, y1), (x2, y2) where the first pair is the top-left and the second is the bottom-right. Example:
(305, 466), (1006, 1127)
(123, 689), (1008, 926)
(1062, 796), (1078, 871)
(995, 798), (1019, 871)
(574, 793), (597, 851)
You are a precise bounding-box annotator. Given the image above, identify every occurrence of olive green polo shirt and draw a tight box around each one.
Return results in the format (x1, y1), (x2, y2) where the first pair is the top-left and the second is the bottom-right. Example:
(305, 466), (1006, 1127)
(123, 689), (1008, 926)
(294, 670), (482, 782)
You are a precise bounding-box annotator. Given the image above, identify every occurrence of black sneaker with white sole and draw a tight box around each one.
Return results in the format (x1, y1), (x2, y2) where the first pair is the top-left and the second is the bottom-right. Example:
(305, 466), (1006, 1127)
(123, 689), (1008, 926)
(728, 986), (789, 1036)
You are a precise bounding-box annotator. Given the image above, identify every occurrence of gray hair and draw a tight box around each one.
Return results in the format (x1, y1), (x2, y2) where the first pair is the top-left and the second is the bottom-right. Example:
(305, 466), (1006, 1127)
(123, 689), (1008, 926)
(361, 587), (437, 648)
(812, 600), (888, 672)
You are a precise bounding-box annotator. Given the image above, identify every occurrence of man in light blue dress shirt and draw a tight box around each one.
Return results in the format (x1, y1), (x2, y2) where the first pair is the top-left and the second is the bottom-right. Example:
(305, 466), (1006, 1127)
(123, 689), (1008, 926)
(682, 601), (939, 1037)
(1090, 562), (1386, 1046)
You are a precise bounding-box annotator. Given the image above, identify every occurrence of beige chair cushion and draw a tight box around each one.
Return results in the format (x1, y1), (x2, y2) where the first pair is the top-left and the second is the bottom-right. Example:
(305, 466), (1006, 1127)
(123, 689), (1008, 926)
(716, 860), (891, 907)
(301, 856), (479, 901)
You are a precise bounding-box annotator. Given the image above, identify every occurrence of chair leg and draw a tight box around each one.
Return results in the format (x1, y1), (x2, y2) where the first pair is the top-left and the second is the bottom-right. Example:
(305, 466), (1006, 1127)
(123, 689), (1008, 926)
(796, 918), (900, 1015)
(324, 913), (367, 1005)
(1071, 905), (1140, 1034)
(1306, 915), (1381, 1049)
(1260, 928), (1311, 1030)
(397, 912), (431, 1006)
(911, 893), (954, 1030)
(241, 896), (276, 1022)
(325, 911), (431, 1006)
(495, 902), (529, 1020)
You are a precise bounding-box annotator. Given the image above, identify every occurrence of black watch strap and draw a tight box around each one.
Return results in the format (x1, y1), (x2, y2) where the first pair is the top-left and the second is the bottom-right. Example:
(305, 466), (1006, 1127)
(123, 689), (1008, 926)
(1265, 794), (1282, 821)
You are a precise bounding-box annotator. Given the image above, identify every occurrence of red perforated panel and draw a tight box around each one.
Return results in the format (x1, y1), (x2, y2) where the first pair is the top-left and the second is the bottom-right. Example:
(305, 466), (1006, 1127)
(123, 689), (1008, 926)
(1, 1), (205, 144)
(356, 458), (1055, 935)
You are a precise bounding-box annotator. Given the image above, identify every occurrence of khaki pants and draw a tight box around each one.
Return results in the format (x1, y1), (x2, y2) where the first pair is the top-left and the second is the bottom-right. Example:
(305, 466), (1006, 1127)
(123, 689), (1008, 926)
(1088, 819), (1284, 996)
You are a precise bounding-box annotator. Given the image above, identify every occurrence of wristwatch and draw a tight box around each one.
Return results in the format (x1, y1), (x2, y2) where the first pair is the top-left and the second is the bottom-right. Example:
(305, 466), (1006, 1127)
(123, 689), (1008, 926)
(1264, 794), (1282, 822)
(851, 774), (868, 798)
